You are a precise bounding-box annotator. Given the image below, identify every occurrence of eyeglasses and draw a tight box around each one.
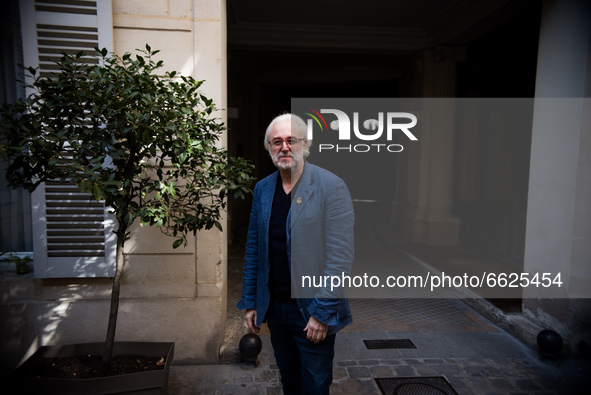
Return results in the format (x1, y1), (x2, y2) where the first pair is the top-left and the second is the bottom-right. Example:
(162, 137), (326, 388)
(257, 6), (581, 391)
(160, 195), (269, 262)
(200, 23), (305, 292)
(268, 138), (305, 148)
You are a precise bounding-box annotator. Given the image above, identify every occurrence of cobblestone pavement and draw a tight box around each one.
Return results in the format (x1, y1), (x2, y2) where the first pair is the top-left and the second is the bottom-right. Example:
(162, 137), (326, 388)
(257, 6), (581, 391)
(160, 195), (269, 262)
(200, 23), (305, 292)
(169, 350), (589, 394)
(168, 297), (590, 394)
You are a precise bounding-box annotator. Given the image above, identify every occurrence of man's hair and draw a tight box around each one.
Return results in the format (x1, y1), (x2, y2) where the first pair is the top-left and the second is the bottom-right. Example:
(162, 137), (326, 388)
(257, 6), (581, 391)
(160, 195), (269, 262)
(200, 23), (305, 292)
(263, 113), (311, 158)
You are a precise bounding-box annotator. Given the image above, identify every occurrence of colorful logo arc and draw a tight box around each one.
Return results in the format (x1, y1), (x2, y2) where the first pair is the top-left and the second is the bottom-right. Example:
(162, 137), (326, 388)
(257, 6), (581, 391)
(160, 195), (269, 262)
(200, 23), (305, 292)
(303, 108), (328, 131)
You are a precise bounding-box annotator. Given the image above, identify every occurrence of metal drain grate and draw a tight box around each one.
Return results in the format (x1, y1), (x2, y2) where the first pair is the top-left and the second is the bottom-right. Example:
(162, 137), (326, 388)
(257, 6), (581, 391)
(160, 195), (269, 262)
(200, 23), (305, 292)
(376, 377), (458, 395)
(364, 339), (416, 349)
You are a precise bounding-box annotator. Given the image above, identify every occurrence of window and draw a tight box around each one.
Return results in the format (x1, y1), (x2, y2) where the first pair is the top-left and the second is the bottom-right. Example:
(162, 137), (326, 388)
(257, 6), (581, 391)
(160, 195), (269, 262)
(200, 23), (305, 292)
(0, 1), (31, 254)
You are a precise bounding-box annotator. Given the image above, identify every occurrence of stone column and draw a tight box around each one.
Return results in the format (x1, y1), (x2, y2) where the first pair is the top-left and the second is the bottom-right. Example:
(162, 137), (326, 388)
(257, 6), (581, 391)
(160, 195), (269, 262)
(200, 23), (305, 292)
(523, 0), (591, 353)
(402, 46), (465, 245)
(192, 0), (229, 361)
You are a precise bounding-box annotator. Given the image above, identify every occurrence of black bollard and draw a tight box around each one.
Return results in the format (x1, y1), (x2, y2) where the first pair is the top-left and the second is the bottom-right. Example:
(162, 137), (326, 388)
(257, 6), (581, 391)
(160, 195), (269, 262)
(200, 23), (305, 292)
(537, 329), (563, 358)
(239, 333), (262, 363)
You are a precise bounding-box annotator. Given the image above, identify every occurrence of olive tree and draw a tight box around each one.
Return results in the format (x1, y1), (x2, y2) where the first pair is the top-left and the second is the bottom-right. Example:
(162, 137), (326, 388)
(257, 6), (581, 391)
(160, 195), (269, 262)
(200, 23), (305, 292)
(0, 45), (253, 371)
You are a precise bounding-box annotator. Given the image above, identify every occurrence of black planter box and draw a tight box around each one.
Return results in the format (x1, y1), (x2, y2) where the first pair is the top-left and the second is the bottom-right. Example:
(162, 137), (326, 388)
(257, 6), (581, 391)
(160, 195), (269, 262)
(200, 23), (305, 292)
(8, 341), (174, 395)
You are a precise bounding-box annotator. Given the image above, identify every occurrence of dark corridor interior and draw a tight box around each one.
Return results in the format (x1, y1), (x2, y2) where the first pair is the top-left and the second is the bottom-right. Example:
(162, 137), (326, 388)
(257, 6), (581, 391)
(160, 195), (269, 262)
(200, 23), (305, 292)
(225, 0), (542, 313)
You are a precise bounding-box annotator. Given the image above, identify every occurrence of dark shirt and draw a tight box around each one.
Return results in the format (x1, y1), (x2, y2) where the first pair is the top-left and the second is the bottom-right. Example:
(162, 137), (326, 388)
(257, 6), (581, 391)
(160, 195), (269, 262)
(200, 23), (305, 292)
(268, 173), (300, 302)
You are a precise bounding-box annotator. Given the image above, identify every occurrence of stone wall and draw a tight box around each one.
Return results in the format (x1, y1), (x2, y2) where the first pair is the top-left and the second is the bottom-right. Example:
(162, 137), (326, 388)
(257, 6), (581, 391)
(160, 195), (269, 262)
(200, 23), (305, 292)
(0, 0), (229, 371)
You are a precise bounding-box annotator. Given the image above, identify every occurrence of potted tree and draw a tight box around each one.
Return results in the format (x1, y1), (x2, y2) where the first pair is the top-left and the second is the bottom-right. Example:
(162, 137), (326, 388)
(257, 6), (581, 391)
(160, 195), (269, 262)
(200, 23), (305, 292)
(0, 45), (253, 394)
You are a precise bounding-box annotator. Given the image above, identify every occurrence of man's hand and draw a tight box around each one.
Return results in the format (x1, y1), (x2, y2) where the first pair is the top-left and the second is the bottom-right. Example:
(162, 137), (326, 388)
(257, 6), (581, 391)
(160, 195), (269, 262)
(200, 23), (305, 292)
(304, 316), (328, 343)
(244, 308), (260, 334)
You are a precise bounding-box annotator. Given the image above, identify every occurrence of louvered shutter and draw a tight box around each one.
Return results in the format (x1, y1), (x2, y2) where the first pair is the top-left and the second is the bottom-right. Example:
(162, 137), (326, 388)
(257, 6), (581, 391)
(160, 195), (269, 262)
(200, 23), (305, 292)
(20, 0), (116, 278)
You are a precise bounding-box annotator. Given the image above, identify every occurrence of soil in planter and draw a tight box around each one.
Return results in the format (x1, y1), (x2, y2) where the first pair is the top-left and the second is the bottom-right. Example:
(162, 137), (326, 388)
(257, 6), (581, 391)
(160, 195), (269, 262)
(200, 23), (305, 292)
(15, 354), (166, 379)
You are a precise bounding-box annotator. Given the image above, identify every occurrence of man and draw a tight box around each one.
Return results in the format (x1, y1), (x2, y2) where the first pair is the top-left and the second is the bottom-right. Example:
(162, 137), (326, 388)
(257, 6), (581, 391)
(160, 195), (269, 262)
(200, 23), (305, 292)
(237, 113), (355, 394)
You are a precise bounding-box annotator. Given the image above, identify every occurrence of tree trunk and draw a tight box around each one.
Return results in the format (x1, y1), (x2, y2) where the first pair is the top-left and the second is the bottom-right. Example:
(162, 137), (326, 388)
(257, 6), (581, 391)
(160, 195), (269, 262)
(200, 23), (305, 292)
(102, 227), (127, 373)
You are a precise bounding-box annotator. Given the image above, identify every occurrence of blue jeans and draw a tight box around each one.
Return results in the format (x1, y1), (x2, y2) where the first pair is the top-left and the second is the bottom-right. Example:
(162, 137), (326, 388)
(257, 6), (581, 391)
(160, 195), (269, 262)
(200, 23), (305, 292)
(266, 299), (336, 395)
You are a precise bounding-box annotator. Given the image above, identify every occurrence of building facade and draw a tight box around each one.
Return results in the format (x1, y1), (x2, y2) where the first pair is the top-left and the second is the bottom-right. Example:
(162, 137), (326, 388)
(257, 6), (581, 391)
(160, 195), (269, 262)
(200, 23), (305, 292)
(1, 0), (590, 371)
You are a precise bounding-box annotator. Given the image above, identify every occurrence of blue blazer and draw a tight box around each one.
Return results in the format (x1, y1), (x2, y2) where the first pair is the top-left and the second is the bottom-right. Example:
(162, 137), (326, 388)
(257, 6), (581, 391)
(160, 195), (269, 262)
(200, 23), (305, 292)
(237, 162), (354, 335)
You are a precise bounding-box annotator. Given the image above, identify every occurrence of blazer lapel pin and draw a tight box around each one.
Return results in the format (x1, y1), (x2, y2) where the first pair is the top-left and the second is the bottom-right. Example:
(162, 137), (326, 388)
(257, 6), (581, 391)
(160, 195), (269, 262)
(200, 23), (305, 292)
(296, 197), (302, 205)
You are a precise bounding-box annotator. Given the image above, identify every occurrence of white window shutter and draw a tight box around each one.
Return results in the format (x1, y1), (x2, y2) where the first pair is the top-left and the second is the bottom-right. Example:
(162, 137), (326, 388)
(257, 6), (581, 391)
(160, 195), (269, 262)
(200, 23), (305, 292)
(31, 183), (117, 278)
(20, 0), (116, 278)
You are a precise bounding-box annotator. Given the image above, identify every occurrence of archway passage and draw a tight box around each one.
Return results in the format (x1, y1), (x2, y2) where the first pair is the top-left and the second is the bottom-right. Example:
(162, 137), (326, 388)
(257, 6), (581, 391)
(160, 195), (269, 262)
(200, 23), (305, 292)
(225, 0), (542, 331)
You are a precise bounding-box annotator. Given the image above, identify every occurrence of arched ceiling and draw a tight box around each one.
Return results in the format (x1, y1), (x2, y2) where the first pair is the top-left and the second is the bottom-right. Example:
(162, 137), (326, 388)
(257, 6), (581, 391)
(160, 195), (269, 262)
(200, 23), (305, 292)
(227, 0), (530, 54)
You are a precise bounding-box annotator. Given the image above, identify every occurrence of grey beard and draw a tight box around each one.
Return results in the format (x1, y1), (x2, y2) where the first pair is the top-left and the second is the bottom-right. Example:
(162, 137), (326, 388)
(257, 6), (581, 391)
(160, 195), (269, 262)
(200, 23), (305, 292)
(273, 154), (301, 170)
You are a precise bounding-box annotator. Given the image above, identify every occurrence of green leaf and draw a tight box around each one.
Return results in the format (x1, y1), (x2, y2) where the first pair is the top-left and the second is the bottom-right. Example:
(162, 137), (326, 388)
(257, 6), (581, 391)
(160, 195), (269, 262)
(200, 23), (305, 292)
(125, 212), (134, 226)
(93, 183), (103, 201)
